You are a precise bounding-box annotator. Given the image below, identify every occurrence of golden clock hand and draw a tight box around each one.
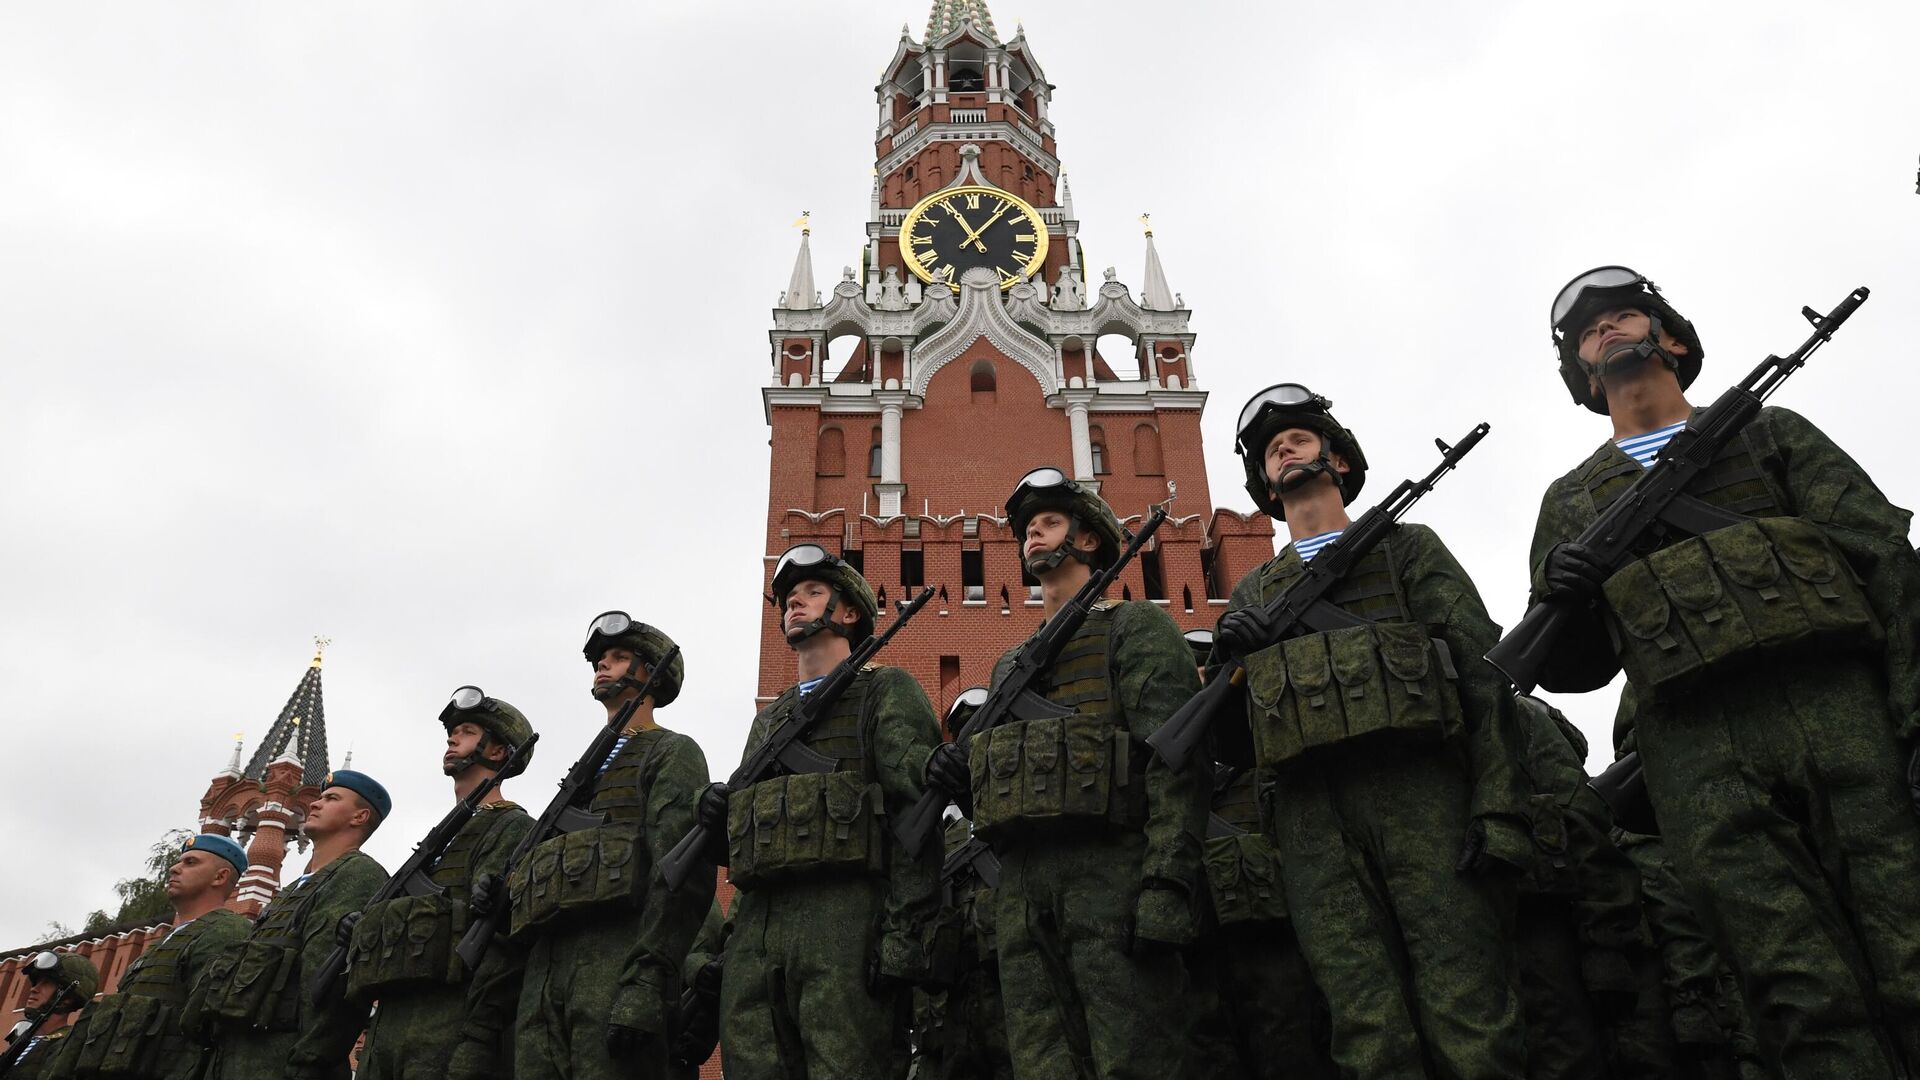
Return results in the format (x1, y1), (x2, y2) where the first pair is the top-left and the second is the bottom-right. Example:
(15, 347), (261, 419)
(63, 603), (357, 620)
(958, 204), (1011, 252)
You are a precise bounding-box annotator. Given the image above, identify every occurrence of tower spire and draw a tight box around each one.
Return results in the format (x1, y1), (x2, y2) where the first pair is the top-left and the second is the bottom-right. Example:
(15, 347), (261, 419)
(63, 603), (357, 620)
(926, 0), (997, 41)
(1139, 213), (1175, 311)
(241, 640), (333, 787)
(784, 212), (818, 310)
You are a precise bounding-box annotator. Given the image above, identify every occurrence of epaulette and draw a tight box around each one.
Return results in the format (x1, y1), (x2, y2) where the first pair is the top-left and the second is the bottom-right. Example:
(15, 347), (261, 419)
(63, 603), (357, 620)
(1092, 598), (1122, 611)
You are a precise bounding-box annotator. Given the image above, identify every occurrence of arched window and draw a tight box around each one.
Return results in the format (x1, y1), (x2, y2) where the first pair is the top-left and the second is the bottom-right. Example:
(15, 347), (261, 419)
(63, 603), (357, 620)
(1089, 425), (1108, 475)
(970, 360), (997, 403)
(816, 426), (846, 476)
(1133, 423), (1164, 475)
(868, 427), (884, 478)
(950, 67), (985, 92)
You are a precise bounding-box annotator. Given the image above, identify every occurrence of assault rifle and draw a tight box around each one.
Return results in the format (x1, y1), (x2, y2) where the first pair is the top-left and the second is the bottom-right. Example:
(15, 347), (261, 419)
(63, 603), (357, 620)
(1146, 423), (1491, 772)
(659, 589), (936, 891)
(895, 506), (1170, 856)
(453, 647), (680, 970)
(944, 833), (1002, 892)
(1485, 286), (1870, 693)
(309, 733), (540, 1007)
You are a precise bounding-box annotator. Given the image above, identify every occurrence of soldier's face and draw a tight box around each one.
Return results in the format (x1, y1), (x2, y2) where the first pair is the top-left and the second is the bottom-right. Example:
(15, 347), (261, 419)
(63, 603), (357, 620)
(1575, 306), (1688, 377)
(443, 722), (495, 774)
(594, 647), (636, 689)
(784, 581), (834, 631)
(1262, 429), (1347, 489)
(167, 850), (226, 900)
(23, 981), (55, 1011)
(1023, 511), (1097, 560)
(305, 787), (370, 839)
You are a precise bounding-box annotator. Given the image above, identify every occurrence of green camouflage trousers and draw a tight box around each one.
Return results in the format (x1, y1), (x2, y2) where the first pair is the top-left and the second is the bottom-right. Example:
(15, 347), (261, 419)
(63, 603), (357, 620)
(1640, 658), (1920, 1076)
(719, 876), (909, 1080)
(1190, 923), (1335, 1080)
(993, 831), (1198, 1080)
(915, 963), (1014, 1080)
(517, 916), (667, 1080)
(360, 985), (482, 1080)
(1271, 743), (1527, 1080)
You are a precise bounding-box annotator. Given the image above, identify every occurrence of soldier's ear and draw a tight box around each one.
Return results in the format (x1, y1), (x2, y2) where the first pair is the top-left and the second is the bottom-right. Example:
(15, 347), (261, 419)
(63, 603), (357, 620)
(1074, 529), (1101, 553)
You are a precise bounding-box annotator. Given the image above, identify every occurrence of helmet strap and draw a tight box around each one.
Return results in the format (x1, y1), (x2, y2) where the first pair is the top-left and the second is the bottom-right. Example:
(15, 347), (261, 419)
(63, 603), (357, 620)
(1583, 313), (1682, 392)
(784, 590), (852, 647)
(1268, 434), (1343, 503)
(444, 730), (496, 777)
(1022, 515), (1094, 576)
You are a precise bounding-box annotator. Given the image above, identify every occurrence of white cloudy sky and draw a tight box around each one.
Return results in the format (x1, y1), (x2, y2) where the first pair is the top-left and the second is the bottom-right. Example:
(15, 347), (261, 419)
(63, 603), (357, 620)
(2, 1), (1915, 945)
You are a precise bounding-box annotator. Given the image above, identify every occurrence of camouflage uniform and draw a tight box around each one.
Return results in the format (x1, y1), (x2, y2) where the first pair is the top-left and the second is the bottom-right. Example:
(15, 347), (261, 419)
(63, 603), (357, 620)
(62, 909), (249, 1080)
(1528, 405), (1920, 1074)
(913, 817), (1013, 1080)
(8, 954), (100, 1080)
(717, 664), (943, 1080)
(1190, 768), (1333, 1080)
(352, 802), (533, 1080)
(668, 900), (728, 1080)
(1509, 695), (1674, 1079)
(1229, 522), (1531, 1079)
(508, 727), (714, 1080)
(976, 597), (1206, 1080)
(196, 850), (389, 1080)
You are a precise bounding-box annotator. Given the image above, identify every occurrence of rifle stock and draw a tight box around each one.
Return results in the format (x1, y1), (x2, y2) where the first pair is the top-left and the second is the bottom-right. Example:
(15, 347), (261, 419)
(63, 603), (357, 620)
(1146, 423), (1490, 772)
(660, 589), (936, 892)
(1485, 287), (1868, 693)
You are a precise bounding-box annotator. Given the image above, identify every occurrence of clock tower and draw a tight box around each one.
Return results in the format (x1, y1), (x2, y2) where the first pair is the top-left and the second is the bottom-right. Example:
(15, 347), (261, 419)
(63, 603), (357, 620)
(757, 0), (1275, 719)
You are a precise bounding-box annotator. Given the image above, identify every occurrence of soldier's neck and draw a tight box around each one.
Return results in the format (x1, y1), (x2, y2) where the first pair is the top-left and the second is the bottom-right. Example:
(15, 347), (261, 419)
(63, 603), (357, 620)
(1601, 368), (1693, 439)
(606, 693), (657, 734)
(452, 767), (506, 804)
(795, 632), (852, 682)
(170, 891), (227, 925)
(1038, 562), (1093, 618)
(1280, 487), (1351, 545)
(305, 833), (361, 874)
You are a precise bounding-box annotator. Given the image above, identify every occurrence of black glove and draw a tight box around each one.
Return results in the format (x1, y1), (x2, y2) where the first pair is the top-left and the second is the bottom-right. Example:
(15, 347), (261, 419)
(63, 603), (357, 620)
(605, 1022), (654, 1066)
(1907, 742), (1920, 819)
(334, 911), (364, 948)
(924, 742), (971, 797)
(670, 966), (723, 1069)
(1455, 822), (1490, 875)
(1542, 541), (1610, 604)
(697, 782), (731, 834)
(468, 873), (504, 919)
(1215, 605), (1281, 657)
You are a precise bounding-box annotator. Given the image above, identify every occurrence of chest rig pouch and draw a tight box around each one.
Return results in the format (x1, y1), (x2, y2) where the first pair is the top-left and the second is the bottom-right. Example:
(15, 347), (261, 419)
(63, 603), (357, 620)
(1241, 541), (1463, 769)
(727, 674), (887, 890)
(198, 858), (359, 1033)
(511, 735), (668, 936)
(1202, 770), (1286, 927)
(70, 911), (237, 1076)
(1602, 516), (1880, 694)
(347, 808), (521, 997)
(969, 605), (1148, 840)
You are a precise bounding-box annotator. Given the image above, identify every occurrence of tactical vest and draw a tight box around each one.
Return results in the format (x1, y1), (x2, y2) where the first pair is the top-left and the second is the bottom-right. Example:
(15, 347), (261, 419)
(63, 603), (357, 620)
(1241, 537), (1464, 768)
(727, 671), (888, 889)
(68, 910), (246, 1078)
(198, 853), (372, 1034)
(1202, 770), (1287, 927)
(1581, 427), (1881, 694)
(512, 732), (676, 935)
(8, 1028), (71, 1080)
(970, 603), (1150, 839)
(347, 804), (524, 999)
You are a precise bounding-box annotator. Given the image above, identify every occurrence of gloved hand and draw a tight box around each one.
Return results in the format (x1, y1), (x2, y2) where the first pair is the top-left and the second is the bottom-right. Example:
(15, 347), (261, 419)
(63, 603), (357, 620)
(467, 873), (504, 919)
(697, 782), (731, 834)
(445, 1039), (499, 1080)
(1214, 605), (1281, 657)
(605, 1021), (655, 1067)
(1129, 885), (1194, 953)
(924, 742), (971, 796)
(334, 911), (364, 948)
(670, 959), (724, 1069)
(1541, 541), (1610, 604)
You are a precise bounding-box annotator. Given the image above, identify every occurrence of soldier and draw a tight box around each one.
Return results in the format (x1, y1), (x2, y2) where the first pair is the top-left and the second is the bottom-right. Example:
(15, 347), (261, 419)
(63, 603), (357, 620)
(667, 900), (727, 1080)
(1213, 385), (1531, 1077)
(1508, 694), (1673, 1079)
(1182, 628), (1334, 1080)
(2, 953), (99, 1079)
(914, 688), (1013, 1080)
(194, 770), (390, 1080)
(922, 468), (1206, 1080)
(693, 543), (942, 1079)
(61, 835), (251, 1080)
(1528, 266), (1920, 1074)
(343, 688), (536, 1079)
(505, 615), (712, 1080)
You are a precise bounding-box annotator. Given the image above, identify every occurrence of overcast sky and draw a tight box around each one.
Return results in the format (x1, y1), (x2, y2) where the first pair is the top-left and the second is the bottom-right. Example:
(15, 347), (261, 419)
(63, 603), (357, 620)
(2, 1), (1915, 946)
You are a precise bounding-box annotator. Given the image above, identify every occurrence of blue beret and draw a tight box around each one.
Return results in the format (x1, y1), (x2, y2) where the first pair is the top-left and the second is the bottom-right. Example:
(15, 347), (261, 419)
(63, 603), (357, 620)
(182, 833), (249, 876)
(323, 769), (391, 821)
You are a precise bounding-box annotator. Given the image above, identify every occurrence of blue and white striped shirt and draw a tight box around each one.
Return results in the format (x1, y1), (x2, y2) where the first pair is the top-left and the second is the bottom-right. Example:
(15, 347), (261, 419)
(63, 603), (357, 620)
(1616, 421), (1687, 470)
(795, 675), (827, 697)
(598, 734), (632, 776)
(1290, 529), (1345, 564)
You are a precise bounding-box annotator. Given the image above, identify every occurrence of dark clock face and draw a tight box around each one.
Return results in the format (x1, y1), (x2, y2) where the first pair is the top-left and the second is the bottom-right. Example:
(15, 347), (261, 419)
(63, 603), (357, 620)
(898, 185), (1050, 291)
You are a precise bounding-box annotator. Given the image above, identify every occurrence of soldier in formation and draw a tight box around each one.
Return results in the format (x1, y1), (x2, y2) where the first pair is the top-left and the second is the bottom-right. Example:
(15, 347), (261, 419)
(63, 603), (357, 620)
(343, 688), (537, 1079)
(1529, 266), (1920, 1075)
(59, 835), (251, 1080)
(3, 953), (99, 1079)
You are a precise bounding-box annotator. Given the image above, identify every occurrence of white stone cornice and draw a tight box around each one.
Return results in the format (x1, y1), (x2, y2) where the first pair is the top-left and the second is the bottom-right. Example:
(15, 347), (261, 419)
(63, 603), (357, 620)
(910, 268), (1059, 397)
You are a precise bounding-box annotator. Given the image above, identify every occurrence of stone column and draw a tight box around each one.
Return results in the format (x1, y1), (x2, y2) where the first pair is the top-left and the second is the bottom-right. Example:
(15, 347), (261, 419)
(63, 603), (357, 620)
(1065, 395), (1093, 480)
(875, 390), (912, 518)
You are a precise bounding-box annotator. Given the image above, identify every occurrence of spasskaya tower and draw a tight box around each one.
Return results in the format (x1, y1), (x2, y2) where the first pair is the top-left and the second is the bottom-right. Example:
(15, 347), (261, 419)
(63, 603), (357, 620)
(757, 0), (1274, 715)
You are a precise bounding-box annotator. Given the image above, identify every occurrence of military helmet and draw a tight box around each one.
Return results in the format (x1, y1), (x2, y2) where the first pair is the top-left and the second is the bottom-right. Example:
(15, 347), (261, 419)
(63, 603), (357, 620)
(1005, 466), (1126, 573)
(944, 685), (989, 739)
(439, 687), (538, 778)
(23, 952), (99, 1011)
(771, 544), (879, 643)
(1549, 265), (1705, 414)
(1182, 627), (1215, 669)
(583, 614), (684, 707)
(1233, 383), (1368, 518)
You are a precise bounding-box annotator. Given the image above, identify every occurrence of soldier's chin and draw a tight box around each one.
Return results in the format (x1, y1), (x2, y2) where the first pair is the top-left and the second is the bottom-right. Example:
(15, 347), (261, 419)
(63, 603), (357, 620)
(590, 682), (619, 702)
(1275, 463), (1321, 493)
(783, 624), (816, 645)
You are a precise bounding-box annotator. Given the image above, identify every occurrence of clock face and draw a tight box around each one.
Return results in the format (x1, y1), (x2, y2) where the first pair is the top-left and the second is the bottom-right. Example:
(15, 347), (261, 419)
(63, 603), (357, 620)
(897, 185), (1050, 291)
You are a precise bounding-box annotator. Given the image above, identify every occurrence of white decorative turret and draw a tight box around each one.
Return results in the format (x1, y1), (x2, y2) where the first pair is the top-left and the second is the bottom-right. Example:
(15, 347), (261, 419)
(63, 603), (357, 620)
(784, 213), (818, 311)
(1139, 214), (1176, 312)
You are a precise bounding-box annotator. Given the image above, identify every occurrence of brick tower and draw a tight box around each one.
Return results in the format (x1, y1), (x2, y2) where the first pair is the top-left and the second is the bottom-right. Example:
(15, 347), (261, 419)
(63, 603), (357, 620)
(758, 1), (1274, 716)
(196, 638), (334, 915)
